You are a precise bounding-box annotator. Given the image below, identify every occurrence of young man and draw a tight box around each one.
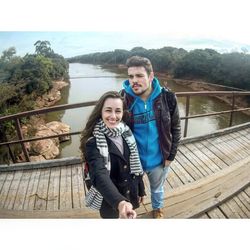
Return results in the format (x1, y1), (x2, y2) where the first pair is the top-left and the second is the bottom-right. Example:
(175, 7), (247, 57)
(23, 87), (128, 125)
(121, 56), (181, 218)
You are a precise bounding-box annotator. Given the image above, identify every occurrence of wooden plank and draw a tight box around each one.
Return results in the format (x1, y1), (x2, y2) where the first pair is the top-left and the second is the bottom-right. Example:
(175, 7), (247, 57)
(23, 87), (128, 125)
(0, 208), (100, 218)
(13, 170), (32, 210)
(228, 132), (250, 152)
(223, 135), (249, 159)
(0, 173), (7, 193)
(201, 140), (233, 166)
(46, 167), (61, 210)
(0, 172), (15, 208)
(225, 198), (248, 218)
(238, 128), (250, 140)
(23, 169), (41, 210)
(178, 145), (210, 176)
(193, 142), (228, 170)
(139, 156), (250, 218)
(198, 213), (210, 219)
(34, 168), (51, 210)
(76, 164), (86, 208)
(206, 137), (240, 163)
(165, 168), (184, 189)
(237, 192), (250, 213)
(207, 207), (227, 218)
(189, 142), (223, 172)
(231, 132), (250, 152)
(170, 160), (195, 184)
(59, 166), (72, 209)
(180, 144), (213, 175)
(3, 170), (23, 209)
(0, 157), (81, 172)
(232, 196), (250, 217)
(176, 149), (205, 180)
(244, 186), (250, 197)
(219, 202), (241, 219)
(212, 135), (244, 161)
(71, 165), (83, 209)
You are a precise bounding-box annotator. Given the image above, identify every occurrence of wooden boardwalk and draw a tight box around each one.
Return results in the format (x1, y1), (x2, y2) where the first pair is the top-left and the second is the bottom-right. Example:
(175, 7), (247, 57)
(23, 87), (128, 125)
(0, 122), (249, 219)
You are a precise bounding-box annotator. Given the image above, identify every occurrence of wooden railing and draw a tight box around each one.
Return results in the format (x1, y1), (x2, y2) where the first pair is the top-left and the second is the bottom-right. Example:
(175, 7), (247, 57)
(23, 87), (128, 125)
(1, 91), (250, 163)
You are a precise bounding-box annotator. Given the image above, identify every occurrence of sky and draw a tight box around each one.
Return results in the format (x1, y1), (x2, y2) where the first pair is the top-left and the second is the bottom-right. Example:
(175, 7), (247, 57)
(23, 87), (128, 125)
(1, 0), (249, 249)
(1, 0), (250, 57)
(1, 31), (250, 58)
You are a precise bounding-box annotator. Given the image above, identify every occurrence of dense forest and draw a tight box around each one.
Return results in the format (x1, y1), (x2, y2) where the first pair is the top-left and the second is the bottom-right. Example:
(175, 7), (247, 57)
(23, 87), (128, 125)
(0, 41), (69, 117)
(0, 41), (69, 162)
(68, 46), (250, 90)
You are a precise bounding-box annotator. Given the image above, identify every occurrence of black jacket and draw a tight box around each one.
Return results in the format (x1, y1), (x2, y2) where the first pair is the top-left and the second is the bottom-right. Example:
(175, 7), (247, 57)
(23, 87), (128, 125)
(85, 136), (146, 218)
(122, 88), (181, 161)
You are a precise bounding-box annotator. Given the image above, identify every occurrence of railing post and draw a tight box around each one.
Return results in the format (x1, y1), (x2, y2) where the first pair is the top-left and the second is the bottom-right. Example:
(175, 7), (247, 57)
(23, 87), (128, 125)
(184, 95), (190, 137)
(229, 92), (235, 127)
(7, 144), (16, 164)
(14, 118), (30, 162)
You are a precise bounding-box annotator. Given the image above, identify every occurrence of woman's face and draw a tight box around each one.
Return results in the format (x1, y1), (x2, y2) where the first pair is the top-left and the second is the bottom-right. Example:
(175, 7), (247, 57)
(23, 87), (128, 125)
(101, 98), (123, 128)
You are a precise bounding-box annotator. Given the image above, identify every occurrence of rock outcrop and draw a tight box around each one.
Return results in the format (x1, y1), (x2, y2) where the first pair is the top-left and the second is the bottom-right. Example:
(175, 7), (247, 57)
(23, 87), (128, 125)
(30, 121), (70, 160)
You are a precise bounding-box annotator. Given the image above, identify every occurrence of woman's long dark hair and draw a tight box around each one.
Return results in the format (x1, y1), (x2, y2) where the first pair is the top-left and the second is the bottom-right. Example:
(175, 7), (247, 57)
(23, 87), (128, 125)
(80, 91), (125, 161)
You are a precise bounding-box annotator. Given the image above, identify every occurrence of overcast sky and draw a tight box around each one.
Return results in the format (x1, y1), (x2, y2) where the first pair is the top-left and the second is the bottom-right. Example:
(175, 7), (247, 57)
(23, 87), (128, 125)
(1, 0), (250, 44)
(1, 0), (250, 57)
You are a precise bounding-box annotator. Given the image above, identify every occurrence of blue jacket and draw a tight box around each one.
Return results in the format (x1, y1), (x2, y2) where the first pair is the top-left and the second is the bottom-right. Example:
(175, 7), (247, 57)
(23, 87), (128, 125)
(122, 78), (163, 170)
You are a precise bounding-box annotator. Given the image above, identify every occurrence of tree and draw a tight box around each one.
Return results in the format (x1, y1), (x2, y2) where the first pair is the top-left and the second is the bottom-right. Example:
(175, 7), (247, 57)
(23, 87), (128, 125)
(1, 47), (16, 61)
(34, 40), (54, 57)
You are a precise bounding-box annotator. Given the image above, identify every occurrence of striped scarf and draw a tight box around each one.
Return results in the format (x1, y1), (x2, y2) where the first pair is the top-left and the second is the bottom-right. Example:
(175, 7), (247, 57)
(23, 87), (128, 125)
(85, 119), (143, 210)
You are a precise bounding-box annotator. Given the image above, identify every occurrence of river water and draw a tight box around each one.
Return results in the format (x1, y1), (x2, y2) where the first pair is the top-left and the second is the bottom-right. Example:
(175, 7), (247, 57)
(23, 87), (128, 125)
(46, 63), (250, 158)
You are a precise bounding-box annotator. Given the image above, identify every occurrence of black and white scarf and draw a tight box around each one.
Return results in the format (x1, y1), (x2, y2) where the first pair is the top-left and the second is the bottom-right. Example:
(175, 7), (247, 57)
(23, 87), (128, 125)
(85, 119), (143, 210)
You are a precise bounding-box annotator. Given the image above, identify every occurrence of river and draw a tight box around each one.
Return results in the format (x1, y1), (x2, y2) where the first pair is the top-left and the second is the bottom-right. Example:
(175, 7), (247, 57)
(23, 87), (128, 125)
(46, 63), (250, 158)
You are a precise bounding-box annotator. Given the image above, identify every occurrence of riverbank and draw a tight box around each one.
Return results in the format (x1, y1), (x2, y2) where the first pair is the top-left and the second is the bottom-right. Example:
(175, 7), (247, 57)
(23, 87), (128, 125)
(171, 78), (250, 115)
(19, 80), (71, 162)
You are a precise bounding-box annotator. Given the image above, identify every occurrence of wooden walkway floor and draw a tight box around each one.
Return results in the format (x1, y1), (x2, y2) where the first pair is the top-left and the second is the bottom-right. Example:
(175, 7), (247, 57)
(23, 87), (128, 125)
(0, 122), (249, 218)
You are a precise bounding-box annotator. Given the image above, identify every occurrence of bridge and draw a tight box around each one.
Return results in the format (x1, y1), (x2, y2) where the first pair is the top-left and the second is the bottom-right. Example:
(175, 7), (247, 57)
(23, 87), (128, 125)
(0, 91), (250, 218)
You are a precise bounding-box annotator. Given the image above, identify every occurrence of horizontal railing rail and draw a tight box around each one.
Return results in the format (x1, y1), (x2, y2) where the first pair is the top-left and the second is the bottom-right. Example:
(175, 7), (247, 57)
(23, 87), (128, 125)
(1, 91), (250, 163)
(69, 76), (126, 79)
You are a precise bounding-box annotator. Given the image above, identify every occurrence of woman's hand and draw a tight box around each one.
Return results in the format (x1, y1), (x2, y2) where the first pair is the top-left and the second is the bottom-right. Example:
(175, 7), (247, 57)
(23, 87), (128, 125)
(118, 200), (137, 219)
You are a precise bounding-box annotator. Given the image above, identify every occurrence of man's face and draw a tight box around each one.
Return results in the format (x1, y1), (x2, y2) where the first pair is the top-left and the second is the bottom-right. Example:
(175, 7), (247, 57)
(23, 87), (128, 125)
(128, 66), (154, 98)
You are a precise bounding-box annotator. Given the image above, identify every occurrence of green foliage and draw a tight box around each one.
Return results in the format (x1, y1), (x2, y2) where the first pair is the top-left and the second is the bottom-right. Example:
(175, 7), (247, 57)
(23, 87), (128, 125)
(0, 41), (69, 115)
(0, 47), (16, 61)
(34, 40), (54, 56)
(68, 46), (250, 90)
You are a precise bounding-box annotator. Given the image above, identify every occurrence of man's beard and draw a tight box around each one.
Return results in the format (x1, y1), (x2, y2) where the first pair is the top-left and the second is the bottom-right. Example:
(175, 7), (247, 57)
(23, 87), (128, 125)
(133, 85), (151, 97)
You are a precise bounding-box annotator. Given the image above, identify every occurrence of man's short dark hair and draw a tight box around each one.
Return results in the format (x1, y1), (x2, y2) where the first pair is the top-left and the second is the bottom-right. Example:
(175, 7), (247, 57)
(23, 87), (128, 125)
(126, 56), (153, 76)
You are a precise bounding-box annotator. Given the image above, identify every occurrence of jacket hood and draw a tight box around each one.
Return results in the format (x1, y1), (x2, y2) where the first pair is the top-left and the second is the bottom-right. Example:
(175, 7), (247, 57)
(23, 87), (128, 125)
(122, 77), (162, 101)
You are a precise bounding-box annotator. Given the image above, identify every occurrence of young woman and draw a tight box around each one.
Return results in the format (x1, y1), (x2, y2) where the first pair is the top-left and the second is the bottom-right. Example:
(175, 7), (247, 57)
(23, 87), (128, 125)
(80, 91), (145, 219)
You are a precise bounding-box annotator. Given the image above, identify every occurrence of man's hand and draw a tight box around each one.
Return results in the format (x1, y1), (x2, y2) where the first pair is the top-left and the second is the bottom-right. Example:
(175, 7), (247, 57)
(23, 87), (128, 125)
(118, 200), (137, 219)
(164, 160), (172, 167)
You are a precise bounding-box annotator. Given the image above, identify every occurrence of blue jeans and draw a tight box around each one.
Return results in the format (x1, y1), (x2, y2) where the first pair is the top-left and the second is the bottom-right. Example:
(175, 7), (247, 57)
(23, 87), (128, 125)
(146, 164), (170, 209)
